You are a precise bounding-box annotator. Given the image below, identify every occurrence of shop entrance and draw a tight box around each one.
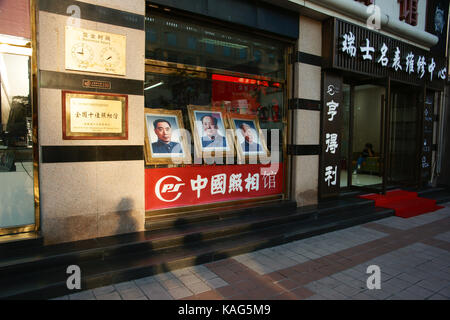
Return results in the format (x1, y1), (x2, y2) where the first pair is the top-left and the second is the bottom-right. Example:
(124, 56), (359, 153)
(339, 80), (422, 195)
(340, 83), (386, 193)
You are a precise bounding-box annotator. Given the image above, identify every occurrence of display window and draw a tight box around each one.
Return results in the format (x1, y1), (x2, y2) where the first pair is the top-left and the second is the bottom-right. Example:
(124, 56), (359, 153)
(0, 34), (36, 235)
(144, 11), (291, 212)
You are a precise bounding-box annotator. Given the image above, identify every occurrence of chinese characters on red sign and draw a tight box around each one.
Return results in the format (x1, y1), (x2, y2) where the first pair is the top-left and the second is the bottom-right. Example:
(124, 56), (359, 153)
(145, 164), (284, 210)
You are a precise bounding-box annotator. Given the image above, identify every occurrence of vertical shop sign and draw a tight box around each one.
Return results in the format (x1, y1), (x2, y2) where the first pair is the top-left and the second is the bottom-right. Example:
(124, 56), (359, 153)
(421, 93), (434, 182)
(320, 72), (343, 198)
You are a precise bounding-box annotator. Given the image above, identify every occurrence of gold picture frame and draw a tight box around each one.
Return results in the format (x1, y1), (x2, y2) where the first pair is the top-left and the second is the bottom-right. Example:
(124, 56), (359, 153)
(62, 91), (128, 140)
(229, 113), (270, 164)
(187, 105), (235, 161)
(144, 108), (191, 165)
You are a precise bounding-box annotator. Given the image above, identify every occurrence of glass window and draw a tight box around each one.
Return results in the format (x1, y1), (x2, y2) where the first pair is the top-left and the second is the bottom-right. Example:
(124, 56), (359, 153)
(0, 49), (34, 229)
(145, 13), (286, 79)
(144, 68), (285, 164)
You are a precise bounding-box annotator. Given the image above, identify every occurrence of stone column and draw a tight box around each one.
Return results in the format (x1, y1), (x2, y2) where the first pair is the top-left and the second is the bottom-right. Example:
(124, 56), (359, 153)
(37, 0), (145, 244)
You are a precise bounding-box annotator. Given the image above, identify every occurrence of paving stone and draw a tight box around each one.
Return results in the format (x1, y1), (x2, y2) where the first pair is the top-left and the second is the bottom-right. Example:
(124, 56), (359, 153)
(134, 276), (157, 286)
(427, 294), (449, 300)
(179, 274), (202, 286)
(416, 279), (449, 292)
(51, 295), (69, 300)
(186, 281), (211, 295)
(396, 273), (424, 285)
(333, 283), (365, 297)
(154, 272), (176, 282)
(204, 277), (228, 289)
(114, 281), (138, 292)
(168, 286), (193, 299)
(351, 292), (376, 300)
(315, 277), (342, 289)
(401, 286), (434, 299)
(119, 287), (145, 300)
(160, 278), (185, 290)
(93, 285), (116, 297)
(69, 290), (95, 300)
(140, 282), (173, 300)
(363, 288), (394, 300)
(96, 292), (122, 300)
(384, 278), (413, 292)
(438, 286), (450, 298)
(304, 294), (328, 300)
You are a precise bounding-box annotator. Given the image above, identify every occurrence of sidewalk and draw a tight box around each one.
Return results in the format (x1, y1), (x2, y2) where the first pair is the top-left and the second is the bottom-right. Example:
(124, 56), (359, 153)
(55, 202), (450, 300)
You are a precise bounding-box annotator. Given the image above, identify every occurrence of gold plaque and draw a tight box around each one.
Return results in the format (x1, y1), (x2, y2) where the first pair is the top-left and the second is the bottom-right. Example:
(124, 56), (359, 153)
(63, 91), (128, 140)
(65, 26), (126, 75)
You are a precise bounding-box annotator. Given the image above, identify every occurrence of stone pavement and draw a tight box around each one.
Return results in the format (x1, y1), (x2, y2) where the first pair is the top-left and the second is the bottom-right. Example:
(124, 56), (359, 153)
(54, 203), (450, 300)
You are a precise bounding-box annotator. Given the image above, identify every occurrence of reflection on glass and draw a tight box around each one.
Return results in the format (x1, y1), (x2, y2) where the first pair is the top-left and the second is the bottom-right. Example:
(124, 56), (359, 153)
(144, 70), (285, 164)
(145, 13), (285, 79)
(351, 85), (384, 188)
(0, 51), (35, 229)
(388, 89), (419, 184)
(340, 84), (350, 188)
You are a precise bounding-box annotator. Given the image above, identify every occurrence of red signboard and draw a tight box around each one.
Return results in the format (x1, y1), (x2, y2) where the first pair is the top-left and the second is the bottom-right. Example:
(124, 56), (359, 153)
(145, 164), (284, 211)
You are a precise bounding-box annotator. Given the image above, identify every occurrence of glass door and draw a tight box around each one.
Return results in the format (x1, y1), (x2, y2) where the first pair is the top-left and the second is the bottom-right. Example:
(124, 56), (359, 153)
(349, 84), (385, 192)
(387, 83), (421, 187)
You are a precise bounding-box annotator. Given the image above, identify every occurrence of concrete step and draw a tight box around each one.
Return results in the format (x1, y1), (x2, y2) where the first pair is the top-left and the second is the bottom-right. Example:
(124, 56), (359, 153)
(0, 204), (394, 299)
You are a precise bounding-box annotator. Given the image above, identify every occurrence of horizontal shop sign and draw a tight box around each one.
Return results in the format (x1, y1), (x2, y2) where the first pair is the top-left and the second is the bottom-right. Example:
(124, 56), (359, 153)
(145, 164), (284, 211)
(323, 18), (447, 89)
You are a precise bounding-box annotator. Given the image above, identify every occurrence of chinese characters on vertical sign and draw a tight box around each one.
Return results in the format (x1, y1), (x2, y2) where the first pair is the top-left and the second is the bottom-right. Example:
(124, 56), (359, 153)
(421, 93), (434, 183)
(321, 73), (343, 197)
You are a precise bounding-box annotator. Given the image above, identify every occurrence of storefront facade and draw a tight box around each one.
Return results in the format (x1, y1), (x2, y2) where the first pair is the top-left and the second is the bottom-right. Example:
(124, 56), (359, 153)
(0, 0), (448, 245)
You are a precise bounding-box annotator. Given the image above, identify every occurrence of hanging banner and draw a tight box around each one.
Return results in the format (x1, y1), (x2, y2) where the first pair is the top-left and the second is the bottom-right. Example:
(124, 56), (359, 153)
(145, 164), (284, 211)
(319, 72), (343, 198)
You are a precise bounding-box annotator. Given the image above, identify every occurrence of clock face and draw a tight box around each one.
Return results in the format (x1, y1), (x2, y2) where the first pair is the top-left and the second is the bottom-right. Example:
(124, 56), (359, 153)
(71, 43), (94, 66)
(100, 47), (121, 69)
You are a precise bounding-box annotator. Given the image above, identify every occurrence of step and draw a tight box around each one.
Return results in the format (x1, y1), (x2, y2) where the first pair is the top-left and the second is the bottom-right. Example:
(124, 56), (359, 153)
(419, 189), (450, 204)
(0, 232), (43, 259)
(145, 199), (297, 231)
(0, 206), (394, 299)
(0, 206), (309, 278)
(0, 197), (371, 277)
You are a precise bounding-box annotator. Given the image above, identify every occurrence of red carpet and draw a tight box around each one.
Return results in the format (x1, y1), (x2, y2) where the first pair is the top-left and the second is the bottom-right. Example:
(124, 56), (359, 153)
(359, 190), (444, 218)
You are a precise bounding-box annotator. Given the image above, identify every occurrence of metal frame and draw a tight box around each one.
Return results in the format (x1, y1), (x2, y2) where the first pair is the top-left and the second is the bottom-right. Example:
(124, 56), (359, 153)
(0, 0), (40, 238)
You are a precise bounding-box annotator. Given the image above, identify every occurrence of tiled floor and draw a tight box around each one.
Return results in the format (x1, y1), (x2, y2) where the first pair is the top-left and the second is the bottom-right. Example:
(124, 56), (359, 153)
(54, 203), (450, 300)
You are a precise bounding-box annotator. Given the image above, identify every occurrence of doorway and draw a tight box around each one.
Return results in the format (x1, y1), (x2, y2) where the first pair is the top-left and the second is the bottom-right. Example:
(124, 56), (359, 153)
(340, 84), (385, 192)
(339, 80), (422, 195)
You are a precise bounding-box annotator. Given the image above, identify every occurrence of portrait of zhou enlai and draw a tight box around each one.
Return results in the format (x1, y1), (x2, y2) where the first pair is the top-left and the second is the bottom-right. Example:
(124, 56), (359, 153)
(195, 112), (228, 150)
(146, 115), (183, 156)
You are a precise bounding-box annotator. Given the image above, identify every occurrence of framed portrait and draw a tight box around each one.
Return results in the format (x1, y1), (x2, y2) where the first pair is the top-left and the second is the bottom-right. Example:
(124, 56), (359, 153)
(187, 105), (234, 159)
(144, 108), (191, 165)
(229, 114), (270, 163)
